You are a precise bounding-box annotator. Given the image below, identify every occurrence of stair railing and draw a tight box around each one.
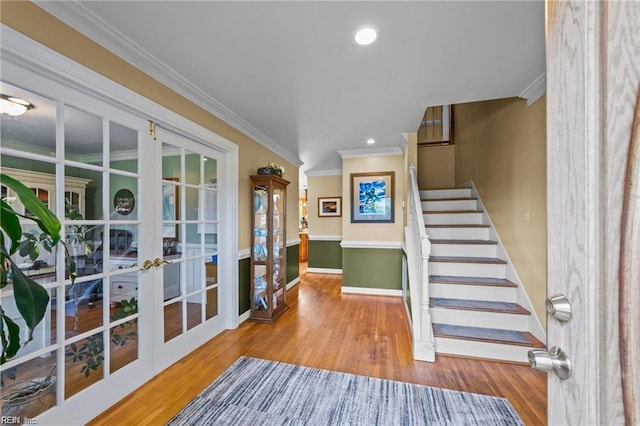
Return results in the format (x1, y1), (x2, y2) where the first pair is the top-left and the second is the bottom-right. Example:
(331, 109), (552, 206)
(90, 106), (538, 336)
(405, 163), (435, 361)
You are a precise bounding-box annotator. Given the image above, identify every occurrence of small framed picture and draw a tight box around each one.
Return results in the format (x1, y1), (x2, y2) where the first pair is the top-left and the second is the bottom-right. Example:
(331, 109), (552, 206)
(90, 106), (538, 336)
(318, 196), (342, 217)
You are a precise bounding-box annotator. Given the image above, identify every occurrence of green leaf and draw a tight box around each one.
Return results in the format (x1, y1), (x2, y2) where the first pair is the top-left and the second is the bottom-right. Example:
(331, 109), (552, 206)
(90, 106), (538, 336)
(9, 261), (50, 342)
(0, 174), (61, 245)
(0, 313), (21, 362)
(0, 199), (22, 254)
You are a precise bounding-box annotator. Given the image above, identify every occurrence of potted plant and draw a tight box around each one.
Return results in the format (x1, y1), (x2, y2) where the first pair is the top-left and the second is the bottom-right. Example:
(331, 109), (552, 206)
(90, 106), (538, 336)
(1, 173), (75, 418)
(257, 162), (286, 177)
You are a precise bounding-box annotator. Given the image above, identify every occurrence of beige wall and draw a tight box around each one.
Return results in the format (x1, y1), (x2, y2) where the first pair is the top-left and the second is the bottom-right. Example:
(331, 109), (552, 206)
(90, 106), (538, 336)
(1, 2), (299, 251)
(417, 144), (455, 189)
(307, 174), (343, 236)
(342, 155), (405, 243)
(454, 96), (547, 325)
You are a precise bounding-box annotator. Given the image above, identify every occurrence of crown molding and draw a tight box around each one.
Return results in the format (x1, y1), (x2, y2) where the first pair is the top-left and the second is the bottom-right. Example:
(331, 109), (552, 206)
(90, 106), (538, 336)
(338, 146), (403, 159)
(304, 169), (343, 177)
(519, 72), (546, 106)
(35, 1), (302, 167)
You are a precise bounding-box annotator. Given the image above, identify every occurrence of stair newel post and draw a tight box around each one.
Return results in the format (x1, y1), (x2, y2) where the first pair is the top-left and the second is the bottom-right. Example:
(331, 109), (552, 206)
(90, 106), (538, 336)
(407, 164), (436, 362)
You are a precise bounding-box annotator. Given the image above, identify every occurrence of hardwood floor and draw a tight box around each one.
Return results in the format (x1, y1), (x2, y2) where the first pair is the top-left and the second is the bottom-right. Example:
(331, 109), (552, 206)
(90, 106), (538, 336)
(89, 270), (546, 425)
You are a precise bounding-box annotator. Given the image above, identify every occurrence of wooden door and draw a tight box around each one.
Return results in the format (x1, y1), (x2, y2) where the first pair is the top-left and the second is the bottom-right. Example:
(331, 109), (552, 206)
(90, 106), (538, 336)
(546, 1), (639, 424)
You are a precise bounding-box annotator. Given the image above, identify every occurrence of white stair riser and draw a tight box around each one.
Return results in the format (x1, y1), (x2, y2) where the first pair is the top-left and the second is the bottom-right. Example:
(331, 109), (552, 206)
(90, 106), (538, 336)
(424, 212), (483, 225)
(426, 227), (490, 240)
(434, 338), (531, 363)
(421, 188), (472, 200)
(429, 262), (506, 278)
(430, 283), (517, 302)
(422, 199), (478, 211)
(431, 308), (529, 331)
(431, 243), (497, 258)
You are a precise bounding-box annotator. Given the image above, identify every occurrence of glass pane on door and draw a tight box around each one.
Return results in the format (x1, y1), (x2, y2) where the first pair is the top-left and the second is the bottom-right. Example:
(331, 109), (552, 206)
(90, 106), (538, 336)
(160, 140), (220, 344)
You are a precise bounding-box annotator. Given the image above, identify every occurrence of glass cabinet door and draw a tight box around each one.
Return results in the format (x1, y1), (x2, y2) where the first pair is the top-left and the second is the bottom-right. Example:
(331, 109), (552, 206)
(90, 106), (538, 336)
(249, 176), (289, 322)
(272, 187), (285, 310)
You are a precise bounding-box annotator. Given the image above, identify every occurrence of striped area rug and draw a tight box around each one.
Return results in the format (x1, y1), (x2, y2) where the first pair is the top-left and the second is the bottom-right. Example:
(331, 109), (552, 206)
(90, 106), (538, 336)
(167, 356), (523, 425)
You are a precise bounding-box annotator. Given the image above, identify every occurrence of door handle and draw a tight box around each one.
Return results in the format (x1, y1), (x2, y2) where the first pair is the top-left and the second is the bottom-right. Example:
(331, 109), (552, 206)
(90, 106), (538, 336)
(153, 257), (171, 267)
(141, 259), (154, 270)
(528, 346), (572, 380)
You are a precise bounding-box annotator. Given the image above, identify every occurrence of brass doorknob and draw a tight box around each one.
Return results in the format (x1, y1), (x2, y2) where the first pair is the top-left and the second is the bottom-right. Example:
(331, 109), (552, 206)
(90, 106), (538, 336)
(141, 259), (154, 270)
(153, 257), (171, 267)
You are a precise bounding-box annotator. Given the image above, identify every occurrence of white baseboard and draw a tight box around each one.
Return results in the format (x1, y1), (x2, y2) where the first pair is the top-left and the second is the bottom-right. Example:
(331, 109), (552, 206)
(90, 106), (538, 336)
(307, 267), (342, 274)
(341, 287), (402, 297)
(238, 310), (251, 323)
(287, 277), (300, 289)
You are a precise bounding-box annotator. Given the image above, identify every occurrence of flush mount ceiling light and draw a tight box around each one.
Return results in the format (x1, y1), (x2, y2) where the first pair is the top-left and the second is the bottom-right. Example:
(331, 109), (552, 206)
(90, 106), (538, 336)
(0, 94), (34, 116)
(354, 26), (378, 46)
(366, 138), (376, 145)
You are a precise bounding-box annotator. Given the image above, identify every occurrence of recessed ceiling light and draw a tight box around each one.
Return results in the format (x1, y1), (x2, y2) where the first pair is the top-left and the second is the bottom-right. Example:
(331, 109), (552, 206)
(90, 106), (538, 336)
(366, 138), (376, 145)
(355, 26), (378, 46)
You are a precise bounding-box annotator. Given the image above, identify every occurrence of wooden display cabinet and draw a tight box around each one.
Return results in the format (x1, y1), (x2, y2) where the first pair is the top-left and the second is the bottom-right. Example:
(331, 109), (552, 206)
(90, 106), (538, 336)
(250, 174), (289, 323)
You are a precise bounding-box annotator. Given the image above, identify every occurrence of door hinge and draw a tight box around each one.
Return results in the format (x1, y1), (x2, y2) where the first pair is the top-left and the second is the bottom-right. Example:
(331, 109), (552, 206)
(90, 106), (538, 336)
(148, 120), (157, 140)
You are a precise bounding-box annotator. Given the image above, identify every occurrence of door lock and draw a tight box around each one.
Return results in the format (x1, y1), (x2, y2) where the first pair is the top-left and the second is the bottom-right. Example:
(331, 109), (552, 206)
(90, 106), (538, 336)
(545, 294), (572, 322)
(528, 346), (572, 380)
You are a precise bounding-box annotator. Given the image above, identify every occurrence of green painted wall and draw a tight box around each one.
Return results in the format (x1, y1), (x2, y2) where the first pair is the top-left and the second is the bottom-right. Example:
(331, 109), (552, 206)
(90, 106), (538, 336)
(308, 240), (342, 269)
(287, 244), (299, 283)
(342, 248), (402, 289)
(238, 246), (300, 316)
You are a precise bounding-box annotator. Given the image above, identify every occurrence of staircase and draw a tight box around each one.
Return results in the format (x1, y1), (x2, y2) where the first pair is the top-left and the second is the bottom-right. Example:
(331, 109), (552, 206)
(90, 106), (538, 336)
(421, 187), (545, 363)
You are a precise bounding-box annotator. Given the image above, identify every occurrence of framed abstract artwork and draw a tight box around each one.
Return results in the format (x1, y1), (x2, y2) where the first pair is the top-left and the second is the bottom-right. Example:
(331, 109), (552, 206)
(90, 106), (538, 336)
(350, 171), (395, 223)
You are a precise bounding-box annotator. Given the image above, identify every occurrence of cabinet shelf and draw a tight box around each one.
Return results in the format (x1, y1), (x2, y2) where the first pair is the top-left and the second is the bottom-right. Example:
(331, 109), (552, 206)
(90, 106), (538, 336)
(249, 174), (289, 323)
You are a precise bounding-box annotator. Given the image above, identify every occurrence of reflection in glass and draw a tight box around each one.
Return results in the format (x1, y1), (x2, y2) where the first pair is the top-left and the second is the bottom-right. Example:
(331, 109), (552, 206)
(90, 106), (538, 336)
(164, 302), (183, 342)
(185, 186), (199, 220)
(110, 121), (138, 172)
(185, 151), (201, 185)
(109, 277), (138, 309)
(66, 166), (103, 220)
(103, 224), (139, 269)
(110, 173), (138, 220)
(162, 142), (180, 181)
(185, 223), (199, 246)
(0, 351), (57, 419)
(110, 319), (138, 374)
(204, 156), (217, 185)
(65, 279), (104, 336)
(0, 288), (56, 358)
(205, 288), (218, 320)
(1, 83), (56, 157)
(185, 258), (202, 296)
(65, 106), (102, 164)
(187, 296), (202, 331)
(65, 332), (104, 398)
(162, 258), (181, 301)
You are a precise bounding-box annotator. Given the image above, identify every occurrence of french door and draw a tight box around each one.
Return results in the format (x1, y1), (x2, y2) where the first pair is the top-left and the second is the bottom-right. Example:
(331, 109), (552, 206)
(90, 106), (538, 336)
(0, 27), (237, 425)
(151, 129), (227, 370)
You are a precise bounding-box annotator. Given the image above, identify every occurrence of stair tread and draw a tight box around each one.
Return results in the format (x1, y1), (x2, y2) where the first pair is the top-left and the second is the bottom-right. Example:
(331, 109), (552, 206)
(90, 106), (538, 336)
(423, 210), (483, 214)
(430, 239), (497, 245)
(430, 297), (530, 315)
(430, 275), (518, 287)
(433, 323), (545, 348)
(426, 224), (489, 228)
(421, 197), (476, 202)
(429, 256), (507, 264)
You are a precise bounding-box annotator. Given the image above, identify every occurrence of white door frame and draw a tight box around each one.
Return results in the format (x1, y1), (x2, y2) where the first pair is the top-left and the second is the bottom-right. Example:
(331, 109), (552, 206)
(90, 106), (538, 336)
(1, 25), (239, 425)
(546, 1), (639, 424)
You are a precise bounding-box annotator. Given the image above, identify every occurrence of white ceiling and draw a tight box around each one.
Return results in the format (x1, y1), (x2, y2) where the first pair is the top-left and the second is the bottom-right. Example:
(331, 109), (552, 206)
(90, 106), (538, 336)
(37, 1), (545, 174)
